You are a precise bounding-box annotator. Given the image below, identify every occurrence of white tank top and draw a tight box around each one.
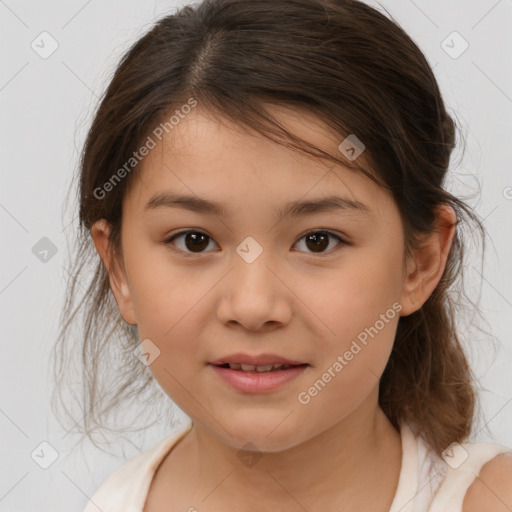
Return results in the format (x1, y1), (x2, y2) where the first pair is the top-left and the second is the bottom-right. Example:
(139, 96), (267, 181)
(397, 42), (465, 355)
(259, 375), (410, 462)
(390, 421), (510, 511)
(83, 421), (511, 512)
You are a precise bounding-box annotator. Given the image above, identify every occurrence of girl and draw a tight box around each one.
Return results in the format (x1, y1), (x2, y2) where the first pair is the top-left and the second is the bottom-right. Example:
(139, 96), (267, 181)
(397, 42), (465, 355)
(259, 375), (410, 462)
(52, 0), (512, 510)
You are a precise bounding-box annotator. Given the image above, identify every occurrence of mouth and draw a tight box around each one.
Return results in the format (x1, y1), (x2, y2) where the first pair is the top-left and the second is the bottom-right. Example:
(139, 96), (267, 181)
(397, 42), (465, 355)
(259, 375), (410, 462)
(208, 354), (309, 393)
(212, 362), (308, 372)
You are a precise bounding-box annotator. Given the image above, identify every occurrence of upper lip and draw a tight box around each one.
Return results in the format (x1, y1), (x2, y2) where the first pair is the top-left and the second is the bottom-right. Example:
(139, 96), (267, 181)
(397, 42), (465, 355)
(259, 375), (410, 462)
(209, 353), (307, 366)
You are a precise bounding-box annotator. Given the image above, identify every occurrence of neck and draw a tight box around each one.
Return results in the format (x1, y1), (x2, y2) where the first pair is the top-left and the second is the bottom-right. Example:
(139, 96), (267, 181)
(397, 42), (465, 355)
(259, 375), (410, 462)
(180, 393), (402, 510)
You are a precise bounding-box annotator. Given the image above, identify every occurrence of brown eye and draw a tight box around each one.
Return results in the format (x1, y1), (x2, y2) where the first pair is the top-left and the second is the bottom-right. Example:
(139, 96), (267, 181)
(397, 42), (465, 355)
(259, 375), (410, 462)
(164, 230), (218, 255)
(293, 230), (345, 254)
(164, 229), (346, 257)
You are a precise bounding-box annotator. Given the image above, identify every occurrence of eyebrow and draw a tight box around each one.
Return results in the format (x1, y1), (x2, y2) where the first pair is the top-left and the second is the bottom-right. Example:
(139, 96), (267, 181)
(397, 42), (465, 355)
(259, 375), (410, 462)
(144, 192), (371, 219)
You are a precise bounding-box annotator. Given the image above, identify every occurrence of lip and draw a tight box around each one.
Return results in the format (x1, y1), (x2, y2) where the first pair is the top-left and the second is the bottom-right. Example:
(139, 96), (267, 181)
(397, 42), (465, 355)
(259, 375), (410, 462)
(209, 353), (306, 366)
(209, 364), (308, 393)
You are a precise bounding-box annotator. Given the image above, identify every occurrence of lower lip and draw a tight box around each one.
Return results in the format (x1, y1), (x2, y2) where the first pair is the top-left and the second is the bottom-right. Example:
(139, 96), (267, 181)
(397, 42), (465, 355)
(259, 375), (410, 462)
(209, 364), (308, 393)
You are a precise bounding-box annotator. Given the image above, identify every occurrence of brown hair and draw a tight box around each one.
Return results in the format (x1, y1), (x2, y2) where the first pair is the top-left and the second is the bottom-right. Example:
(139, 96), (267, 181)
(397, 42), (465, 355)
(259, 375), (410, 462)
(52, 0), (487, 456)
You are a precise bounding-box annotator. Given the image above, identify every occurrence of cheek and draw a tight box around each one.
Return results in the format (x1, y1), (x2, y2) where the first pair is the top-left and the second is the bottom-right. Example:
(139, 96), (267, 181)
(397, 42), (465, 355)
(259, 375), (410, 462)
(305, 243), (403, 344)
(295, 277), (400, 425)
(123, 261), (217, 409)
(125, 241), (212, 338)
(294, 242), (403, 413)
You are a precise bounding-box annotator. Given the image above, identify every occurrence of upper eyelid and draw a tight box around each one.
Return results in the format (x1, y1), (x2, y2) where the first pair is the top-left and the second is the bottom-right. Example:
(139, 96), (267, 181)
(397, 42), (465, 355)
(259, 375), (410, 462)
(165, 228), (347, 252)
(166, 228), (346, 240)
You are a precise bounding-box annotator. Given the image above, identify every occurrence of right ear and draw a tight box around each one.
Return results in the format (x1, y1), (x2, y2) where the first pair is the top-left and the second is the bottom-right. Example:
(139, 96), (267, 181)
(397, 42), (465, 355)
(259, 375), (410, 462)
(90, 219), (137, 325)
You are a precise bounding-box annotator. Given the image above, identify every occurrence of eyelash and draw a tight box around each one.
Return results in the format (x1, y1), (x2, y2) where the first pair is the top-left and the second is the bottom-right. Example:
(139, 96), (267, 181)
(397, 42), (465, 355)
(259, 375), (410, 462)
(162, 229), (349, 257)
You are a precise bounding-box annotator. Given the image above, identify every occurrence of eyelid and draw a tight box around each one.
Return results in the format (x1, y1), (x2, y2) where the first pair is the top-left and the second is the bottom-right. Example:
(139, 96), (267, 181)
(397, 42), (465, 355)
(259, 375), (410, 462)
(163, 228), (218, 257)
(291, 229), (349, 255)
(162, 228), (349, 256)
(295, 228), (348, 243)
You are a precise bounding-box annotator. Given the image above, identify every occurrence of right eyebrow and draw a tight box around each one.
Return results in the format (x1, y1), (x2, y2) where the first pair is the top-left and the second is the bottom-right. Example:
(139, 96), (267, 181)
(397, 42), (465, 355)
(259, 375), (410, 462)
(144, 193), (228, 216)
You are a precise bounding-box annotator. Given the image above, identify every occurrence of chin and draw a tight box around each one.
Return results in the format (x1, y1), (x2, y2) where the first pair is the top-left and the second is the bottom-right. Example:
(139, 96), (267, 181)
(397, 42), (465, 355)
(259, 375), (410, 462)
(214, 410), (309, 453)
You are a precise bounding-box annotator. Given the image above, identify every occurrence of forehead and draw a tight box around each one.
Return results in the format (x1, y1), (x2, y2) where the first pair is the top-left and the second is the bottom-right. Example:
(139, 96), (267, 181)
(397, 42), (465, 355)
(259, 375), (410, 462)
(123, 105), (393, 220)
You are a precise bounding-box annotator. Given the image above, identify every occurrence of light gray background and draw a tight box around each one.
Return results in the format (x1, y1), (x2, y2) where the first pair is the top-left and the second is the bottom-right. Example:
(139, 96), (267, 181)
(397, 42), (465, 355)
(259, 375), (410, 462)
(1, 0), (511, 510)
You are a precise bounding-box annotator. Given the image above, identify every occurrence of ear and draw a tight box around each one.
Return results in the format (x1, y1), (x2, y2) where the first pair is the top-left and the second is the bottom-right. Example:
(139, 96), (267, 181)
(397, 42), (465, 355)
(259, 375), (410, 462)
(399, 204), (457, 317)
(90, 219), (137, 325)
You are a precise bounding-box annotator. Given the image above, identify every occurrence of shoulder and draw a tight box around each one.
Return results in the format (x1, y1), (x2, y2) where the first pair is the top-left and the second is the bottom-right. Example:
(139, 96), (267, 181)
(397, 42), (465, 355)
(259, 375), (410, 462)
(462, 451), (512, 512)
(82, 428), (191, 512)
(82, 448), (158, 512)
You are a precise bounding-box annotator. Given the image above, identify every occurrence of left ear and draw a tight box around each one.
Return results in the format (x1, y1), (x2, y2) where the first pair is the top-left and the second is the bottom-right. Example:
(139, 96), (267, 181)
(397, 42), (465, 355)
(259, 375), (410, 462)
(399, 204), (457, 317)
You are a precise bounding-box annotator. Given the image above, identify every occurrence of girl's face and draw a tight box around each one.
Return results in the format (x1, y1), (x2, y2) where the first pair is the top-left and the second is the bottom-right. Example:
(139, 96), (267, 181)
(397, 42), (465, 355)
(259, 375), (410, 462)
(95, 106), (422, 452)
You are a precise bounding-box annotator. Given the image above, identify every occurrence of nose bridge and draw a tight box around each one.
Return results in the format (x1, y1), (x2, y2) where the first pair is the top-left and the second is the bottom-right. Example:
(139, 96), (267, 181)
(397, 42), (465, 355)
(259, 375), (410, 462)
(216, 235), (291, 331)
(234, 242), (273, 294)
(232, 235), (277, 304)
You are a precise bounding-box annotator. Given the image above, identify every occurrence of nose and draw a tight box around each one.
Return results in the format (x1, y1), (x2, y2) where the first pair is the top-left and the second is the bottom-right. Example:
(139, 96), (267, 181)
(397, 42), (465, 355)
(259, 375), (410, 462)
(216, 247), (293, 332)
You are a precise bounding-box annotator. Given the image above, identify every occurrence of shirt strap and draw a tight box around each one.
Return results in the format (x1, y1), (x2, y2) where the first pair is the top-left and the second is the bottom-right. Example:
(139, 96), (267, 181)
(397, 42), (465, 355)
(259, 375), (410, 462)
(429, 441), (511, 512)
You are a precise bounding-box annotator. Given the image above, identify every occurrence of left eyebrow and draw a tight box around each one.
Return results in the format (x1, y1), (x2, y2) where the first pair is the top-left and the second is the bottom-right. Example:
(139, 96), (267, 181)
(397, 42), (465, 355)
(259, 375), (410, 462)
(144, 192), (371, 218)
(279, 195), (371, 219)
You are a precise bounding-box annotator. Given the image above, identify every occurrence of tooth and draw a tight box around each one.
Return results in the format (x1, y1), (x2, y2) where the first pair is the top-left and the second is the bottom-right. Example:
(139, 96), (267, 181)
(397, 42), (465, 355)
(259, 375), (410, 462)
(272, 363), (284, 369)
(240, 364), (256, 371)
(255, 365), (273, 372)
(228, 363), (241, 370)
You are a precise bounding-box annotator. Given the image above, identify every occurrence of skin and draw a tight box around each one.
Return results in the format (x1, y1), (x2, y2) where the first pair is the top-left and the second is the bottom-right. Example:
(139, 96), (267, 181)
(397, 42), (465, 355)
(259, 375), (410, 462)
(91, 104), (461, 511)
